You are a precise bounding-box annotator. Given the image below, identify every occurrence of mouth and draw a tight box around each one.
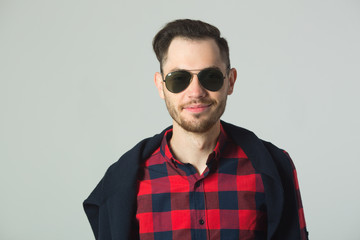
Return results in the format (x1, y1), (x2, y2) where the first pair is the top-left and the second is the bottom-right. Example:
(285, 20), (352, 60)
(182, 103), (212, 113)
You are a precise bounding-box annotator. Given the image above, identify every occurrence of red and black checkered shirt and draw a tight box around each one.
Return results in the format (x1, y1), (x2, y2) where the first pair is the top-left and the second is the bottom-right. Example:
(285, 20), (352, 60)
(136, 125), (267, 240)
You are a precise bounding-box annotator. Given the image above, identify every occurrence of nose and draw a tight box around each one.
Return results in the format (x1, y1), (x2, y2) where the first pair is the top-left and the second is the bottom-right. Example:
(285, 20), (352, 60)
(186, 74), (207, 98)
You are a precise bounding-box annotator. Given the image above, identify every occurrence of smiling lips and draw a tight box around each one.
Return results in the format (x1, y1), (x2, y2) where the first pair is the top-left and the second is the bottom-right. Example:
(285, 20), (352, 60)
(183, 103), (212, 113)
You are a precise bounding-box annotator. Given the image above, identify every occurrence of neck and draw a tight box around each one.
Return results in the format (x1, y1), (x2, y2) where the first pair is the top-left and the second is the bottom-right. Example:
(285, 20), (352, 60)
(169, 121), (221, 174)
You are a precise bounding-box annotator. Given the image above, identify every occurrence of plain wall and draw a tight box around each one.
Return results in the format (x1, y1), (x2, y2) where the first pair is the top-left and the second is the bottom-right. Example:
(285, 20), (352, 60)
(1, 0), (359, 239)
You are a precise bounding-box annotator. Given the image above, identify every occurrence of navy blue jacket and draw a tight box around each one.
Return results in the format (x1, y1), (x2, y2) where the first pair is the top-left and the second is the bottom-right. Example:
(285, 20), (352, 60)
(83, 121), (308, 239)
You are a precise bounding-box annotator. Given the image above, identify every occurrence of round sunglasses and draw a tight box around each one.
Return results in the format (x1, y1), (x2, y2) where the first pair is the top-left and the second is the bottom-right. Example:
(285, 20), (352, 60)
(163, 68), (226, 93)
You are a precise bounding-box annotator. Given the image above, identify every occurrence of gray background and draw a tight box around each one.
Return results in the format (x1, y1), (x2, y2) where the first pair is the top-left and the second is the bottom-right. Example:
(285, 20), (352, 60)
(1, 0), (359, 239)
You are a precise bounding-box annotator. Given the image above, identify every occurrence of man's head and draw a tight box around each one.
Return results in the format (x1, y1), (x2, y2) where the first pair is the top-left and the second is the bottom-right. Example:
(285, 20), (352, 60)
(153, 19), (237, 133)
(153, 19), (231, 72)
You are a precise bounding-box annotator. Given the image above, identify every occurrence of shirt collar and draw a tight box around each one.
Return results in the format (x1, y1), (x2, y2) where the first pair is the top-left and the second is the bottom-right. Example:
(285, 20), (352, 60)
(159, 123), (228, 166)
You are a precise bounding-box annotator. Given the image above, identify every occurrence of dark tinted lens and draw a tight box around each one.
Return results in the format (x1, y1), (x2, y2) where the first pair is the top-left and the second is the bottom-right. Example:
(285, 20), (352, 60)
(165, 71), (191, 93)
(198, 68), (224, 91)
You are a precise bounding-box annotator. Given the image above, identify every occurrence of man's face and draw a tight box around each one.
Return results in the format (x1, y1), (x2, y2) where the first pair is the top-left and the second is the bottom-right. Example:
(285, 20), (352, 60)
(155, 37), (237, 133)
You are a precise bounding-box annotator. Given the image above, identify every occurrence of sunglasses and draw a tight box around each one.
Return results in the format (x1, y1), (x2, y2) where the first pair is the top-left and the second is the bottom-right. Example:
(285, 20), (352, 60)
(163, 68), (226, 93)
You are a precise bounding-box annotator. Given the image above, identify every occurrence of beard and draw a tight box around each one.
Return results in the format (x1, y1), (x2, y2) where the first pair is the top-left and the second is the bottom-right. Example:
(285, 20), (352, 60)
(164, 95), (228, 133)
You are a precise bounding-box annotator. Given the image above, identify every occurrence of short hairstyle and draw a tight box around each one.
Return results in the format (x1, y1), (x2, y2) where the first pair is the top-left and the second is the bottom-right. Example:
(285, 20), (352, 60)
(152, 19), (230, 72)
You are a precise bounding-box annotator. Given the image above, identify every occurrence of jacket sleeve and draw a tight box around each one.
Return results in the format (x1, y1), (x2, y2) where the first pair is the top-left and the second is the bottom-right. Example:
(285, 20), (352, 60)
(83, 178), (112, 240)
(263, 141), (309, 240)
(82, 132), (166, 240)
(284, 151), (308, 240)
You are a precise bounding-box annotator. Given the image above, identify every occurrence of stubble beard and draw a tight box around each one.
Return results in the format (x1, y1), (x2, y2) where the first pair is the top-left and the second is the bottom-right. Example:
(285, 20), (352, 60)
(164, 96), (228, 133)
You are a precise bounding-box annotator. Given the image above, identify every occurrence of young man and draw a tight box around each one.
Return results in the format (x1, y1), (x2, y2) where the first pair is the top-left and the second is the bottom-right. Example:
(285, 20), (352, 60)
(83, 19), (308, 240)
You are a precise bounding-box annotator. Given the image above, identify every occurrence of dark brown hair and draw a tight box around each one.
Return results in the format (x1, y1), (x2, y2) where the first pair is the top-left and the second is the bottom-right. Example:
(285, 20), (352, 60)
(152, 19), (230, 72)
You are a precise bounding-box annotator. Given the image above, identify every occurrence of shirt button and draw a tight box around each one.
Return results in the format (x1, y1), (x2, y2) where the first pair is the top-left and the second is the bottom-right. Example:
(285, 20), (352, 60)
(199, 219), (205, 225)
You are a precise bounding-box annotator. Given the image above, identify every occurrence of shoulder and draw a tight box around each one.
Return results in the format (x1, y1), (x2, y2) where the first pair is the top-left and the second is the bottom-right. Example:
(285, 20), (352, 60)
(261, 140), (297, 173)
(106, 130), (165, 174)
(221, 120), (295, 176)
(86, 126), (171, 205)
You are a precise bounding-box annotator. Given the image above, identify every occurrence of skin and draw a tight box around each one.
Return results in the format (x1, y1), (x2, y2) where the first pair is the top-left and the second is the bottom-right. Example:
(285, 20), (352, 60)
(154, 37), (237, 174)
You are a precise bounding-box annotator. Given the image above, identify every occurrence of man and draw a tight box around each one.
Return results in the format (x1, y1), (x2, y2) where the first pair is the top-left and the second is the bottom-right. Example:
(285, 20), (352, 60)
(83, 19), (308, 240)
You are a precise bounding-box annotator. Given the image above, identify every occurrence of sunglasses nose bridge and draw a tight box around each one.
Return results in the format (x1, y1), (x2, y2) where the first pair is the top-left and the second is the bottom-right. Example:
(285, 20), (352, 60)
(188, 70), (204, 84)
(188, 72), (198, 82)
(186, 72), (207, 94)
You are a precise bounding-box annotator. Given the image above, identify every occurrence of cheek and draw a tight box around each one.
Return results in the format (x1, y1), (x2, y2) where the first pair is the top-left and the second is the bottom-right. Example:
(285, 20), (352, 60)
(211, 91), (227, 101)
(164, 91), (179, 106)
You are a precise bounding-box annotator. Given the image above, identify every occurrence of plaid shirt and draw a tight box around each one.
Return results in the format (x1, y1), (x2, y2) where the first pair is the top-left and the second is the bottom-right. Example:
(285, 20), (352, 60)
(136, 125), (267, 240)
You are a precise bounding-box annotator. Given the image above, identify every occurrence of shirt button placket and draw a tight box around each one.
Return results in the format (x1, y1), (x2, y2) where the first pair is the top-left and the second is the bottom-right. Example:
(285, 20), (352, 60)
(193, 180), (206, 239)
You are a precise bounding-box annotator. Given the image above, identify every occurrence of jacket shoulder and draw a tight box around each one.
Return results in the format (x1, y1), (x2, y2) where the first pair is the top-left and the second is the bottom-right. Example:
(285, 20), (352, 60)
(82, 127), (170, 239)
(84, 127), (169, 206)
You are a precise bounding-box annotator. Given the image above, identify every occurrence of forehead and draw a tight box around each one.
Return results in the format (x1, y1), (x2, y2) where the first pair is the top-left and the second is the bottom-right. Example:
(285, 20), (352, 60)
(163, 37), (226, 72)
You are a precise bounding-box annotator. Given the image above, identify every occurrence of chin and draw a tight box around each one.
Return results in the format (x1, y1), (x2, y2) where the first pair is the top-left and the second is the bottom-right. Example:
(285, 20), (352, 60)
(177, 117), (219, 133)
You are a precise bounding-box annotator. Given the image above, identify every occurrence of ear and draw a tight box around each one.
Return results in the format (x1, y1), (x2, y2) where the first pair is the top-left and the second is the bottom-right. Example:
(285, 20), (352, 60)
(227, 68), (237, 95)
(154, 72), (165, 99)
